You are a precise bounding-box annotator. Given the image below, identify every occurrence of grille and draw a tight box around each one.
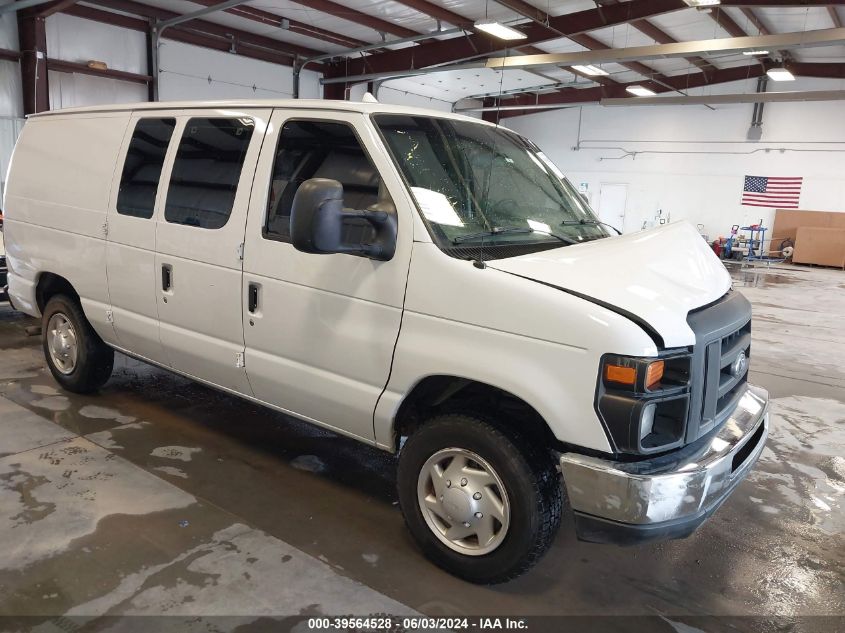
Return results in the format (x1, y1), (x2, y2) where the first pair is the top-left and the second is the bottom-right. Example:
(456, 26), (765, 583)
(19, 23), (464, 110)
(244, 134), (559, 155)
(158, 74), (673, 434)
(703, 320), (751, 429)
(715, 321), (751, 413)
(686, 291), (753, 443)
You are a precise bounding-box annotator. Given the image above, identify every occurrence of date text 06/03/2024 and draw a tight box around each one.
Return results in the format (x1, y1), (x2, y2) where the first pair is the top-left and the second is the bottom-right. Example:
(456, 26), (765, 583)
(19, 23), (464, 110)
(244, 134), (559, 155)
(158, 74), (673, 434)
(305, 617), (529, 630)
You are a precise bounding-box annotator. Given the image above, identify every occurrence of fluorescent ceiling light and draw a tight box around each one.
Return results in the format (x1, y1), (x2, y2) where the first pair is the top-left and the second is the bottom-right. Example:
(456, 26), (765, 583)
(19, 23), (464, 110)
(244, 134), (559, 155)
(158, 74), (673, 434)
(626, 85), (656, 97)
(474, 20), (527, 40)
(683, 0), (720, 6)
(767, 67), (795, 81)
(571, 64), (609, 76)
(743, 50), (769, 56)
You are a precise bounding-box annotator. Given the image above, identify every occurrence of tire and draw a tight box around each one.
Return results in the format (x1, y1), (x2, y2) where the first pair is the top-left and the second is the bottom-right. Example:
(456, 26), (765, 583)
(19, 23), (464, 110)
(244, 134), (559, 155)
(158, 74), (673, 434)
(397, 413), (562, 584)
(42, 294), (114, 393)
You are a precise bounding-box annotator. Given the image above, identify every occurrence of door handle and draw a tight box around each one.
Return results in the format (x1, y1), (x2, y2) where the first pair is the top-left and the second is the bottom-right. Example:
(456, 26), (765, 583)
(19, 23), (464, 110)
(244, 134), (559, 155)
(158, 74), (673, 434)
(161, 264), (172, 292)
(248, 283), (259, 313)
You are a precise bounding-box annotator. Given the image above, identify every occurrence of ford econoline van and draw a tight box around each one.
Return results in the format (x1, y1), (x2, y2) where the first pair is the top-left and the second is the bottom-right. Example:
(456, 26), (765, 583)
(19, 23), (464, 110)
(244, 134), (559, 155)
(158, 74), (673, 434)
(2, 100), (768, 583)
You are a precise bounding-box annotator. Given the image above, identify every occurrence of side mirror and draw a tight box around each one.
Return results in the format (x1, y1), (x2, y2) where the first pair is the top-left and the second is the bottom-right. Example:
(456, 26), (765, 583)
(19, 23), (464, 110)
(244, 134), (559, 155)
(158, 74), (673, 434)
(290, 178), (397, 261)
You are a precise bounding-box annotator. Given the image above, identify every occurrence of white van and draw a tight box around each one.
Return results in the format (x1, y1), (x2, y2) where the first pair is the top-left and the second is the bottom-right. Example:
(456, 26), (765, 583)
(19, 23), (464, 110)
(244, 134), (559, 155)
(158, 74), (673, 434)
(2, 100), (768, 583)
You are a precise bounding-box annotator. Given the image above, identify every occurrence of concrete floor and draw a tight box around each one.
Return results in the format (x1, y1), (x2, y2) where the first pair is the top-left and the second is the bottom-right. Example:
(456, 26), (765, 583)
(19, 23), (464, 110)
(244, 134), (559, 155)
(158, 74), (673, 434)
(0, 263), (843, 630)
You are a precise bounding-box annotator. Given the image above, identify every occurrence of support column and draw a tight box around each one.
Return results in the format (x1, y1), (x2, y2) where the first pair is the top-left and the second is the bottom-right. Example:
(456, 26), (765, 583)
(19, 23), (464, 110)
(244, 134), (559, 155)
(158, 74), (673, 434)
(145, 21), (156, 102)
(17, 13), (49, 114)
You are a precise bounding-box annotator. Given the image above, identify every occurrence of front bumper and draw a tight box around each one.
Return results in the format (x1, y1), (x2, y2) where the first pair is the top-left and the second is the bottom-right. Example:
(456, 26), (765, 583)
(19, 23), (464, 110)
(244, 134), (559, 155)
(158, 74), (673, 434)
(560, 384), (769, 545)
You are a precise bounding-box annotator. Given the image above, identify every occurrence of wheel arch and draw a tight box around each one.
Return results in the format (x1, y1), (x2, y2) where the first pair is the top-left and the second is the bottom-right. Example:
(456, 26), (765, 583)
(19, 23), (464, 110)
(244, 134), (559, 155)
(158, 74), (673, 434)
(391, 374), (560, 453)
(36, 272), (80, 313)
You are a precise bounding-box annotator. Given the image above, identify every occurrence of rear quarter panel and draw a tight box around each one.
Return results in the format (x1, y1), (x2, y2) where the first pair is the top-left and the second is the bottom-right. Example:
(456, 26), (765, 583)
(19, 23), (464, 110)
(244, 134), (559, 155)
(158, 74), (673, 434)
(4, 112), (129, 343)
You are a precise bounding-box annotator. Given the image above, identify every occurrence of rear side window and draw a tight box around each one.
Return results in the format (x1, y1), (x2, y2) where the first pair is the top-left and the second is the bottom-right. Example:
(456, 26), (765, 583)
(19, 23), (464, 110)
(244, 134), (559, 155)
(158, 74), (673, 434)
(265, 120), (384, 242)
(165, 117), (255, 229)
(116, 118), (176, 218)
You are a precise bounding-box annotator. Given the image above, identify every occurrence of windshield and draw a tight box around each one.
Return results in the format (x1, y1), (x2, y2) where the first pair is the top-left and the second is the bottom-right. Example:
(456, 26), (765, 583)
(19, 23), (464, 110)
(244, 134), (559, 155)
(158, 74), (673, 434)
(374, 114), (608, 258)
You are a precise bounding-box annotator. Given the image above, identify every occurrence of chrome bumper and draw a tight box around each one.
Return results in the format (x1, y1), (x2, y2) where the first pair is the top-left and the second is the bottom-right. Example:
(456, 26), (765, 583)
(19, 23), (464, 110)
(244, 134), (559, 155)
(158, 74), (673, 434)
(560, 384), (769, 544)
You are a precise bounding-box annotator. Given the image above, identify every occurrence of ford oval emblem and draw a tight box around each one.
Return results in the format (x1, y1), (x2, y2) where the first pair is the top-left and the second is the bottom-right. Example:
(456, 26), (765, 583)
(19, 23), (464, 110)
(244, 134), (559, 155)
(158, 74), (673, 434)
(731, 351), (748, 378)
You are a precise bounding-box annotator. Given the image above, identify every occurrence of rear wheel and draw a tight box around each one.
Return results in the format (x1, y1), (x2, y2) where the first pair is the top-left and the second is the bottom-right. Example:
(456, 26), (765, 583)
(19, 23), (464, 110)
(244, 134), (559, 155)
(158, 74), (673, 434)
(42, 294), (113, 393)
(397, 413), (562, 584)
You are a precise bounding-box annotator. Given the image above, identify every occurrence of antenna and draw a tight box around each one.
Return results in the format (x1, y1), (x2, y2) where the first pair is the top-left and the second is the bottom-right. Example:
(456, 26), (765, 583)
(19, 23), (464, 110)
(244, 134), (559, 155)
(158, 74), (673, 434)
(473, 233), (487, 269)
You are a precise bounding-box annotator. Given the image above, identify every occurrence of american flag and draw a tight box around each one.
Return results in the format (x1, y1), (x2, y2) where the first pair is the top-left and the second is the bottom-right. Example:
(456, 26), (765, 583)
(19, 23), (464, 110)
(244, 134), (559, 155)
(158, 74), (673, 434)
(741, 175), (803, 209)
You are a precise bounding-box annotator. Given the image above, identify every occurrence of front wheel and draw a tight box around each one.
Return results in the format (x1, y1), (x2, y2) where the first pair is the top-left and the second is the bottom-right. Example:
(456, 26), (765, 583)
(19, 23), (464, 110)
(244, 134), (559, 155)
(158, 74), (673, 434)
(397, 413), (562, 584)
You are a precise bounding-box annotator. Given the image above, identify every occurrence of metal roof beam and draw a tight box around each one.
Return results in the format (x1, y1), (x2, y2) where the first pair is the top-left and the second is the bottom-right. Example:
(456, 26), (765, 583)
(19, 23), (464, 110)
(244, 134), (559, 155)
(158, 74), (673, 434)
(32, 0), (80, 18)
(323, 0), (688, 80)
(62, 3), (310, 67)
(785, 60), (845, 78)
(0, 47), (22, 61)
(286, 0), (419, 39)
(87, 0), (327, 57)
(492, 64), (769, 117)
(486, 2), (627, 87)
(719, 0), (845, 6)
(493, 0), (688, 83)
(740, 8), (771, 35)
(182, 0), (367, 48)
(492, 0), (549, 24)
(568, 32), (667, 89)
(708, 6), (748, 38)
(601, 89), (845, 105)
(390, 0), (474, 28)
(482, 28), (845, 70)
(488, 61), (845, 117)
(0, 0), (55, 14)
(158, 0), (253, 30)
(589, 0), (717, 73)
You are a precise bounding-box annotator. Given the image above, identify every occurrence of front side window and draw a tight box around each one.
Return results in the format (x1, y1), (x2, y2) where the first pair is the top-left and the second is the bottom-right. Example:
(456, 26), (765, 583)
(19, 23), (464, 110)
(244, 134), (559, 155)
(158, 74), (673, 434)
(374, 114), (608, 259)
(165, 117), (254, 229)
(116, 118), (175, 218)
(264, 120), (387, 243)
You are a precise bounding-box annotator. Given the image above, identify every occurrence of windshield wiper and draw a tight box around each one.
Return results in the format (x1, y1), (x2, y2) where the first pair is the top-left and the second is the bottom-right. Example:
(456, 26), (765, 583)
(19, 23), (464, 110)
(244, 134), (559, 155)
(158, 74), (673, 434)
(561, 218), (622, 235)
(453, 226), (577, 245)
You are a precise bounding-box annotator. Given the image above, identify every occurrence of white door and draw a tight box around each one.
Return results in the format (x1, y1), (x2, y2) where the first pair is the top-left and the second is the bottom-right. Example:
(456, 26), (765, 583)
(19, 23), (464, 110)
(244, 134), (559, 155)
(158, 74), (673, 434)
(241, 111), (413, 442)
(106, 115), (178, 365)
(155, 108), (271, 395)
(598, 183), (627, 234)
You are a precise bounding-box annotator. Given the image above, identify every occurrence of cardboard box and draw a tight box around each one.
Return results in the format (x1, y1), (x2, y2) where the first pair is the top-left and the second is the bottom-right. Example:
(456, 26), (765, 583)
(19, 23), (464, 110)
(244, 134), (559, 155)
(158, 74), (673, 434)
(772, 209), (845, 246)
(792, 227), (845, 269)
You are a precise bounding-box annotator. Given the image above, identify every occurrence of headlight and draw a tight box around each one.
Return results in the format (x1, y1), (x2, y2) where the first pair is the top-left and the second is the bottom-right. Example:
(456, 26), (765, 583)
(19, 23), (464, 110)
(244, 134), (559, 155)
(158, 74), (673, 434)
(596, 353), (692, 455)
(603, 357), (666, 392)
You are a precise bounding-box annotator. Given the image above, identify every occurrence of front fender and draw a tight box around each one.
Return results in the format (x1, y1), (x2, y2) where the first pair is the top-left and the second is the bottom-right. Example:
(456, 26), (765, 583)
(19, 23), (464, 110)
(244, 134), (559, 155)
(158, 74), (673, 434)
(374, 243), (659, 453)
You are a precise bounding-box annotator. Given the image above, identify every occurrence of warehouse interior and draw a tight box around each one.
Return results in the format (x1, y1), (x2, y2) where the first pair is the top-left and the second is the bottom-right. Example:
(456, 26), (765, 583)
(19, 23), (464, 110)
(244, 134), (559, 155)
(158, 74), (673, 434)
(0, 0), (844, 629)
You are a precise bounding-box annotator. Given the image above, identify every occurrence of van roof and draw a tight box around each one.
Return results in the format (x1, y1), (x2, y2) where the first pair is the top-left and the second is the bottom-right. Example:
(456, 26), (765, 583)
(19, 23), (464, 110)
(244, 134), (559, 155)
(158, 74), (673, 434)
(28, 98), (493, 126)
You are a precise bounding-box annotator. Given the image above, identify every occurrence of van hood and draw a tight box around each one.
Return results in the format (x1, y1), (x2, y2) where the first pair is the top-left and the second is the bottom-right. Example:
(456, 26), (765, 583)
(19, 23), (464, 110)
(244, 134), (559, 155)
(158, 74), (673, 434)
(487, 221), (731, 349)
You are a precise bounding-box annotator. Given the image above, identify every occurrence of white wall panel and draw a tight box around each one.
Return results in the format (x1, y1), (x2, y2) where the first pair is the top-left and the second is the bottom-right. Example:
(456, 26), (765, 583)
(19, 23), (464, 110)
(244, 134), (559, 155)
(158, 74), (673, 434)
(45, 13), (148, 110)
(0, 8), (18, 49)
(0, 59), (22, 118)
(48, 71), (147, 109)
(1, 116), (23, 201)
(506, 77), (845, 239)
(378, 85), (456, 112)
(158, 40), (321, 100)
(348, 82), (480, 117)
(0, 10), (22, 118)
(46, 13), (146, 74)
(0, 9), (23, 198)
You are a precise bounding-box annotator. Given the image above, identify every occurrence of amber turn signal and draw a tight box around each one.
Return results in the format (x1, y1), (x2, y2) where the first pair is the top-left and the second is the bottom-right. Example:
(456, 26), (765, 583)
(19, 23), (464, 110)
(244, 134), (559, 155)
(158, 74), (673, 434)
(604, 364), (637, 386)
(645, 360), (665, 390)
